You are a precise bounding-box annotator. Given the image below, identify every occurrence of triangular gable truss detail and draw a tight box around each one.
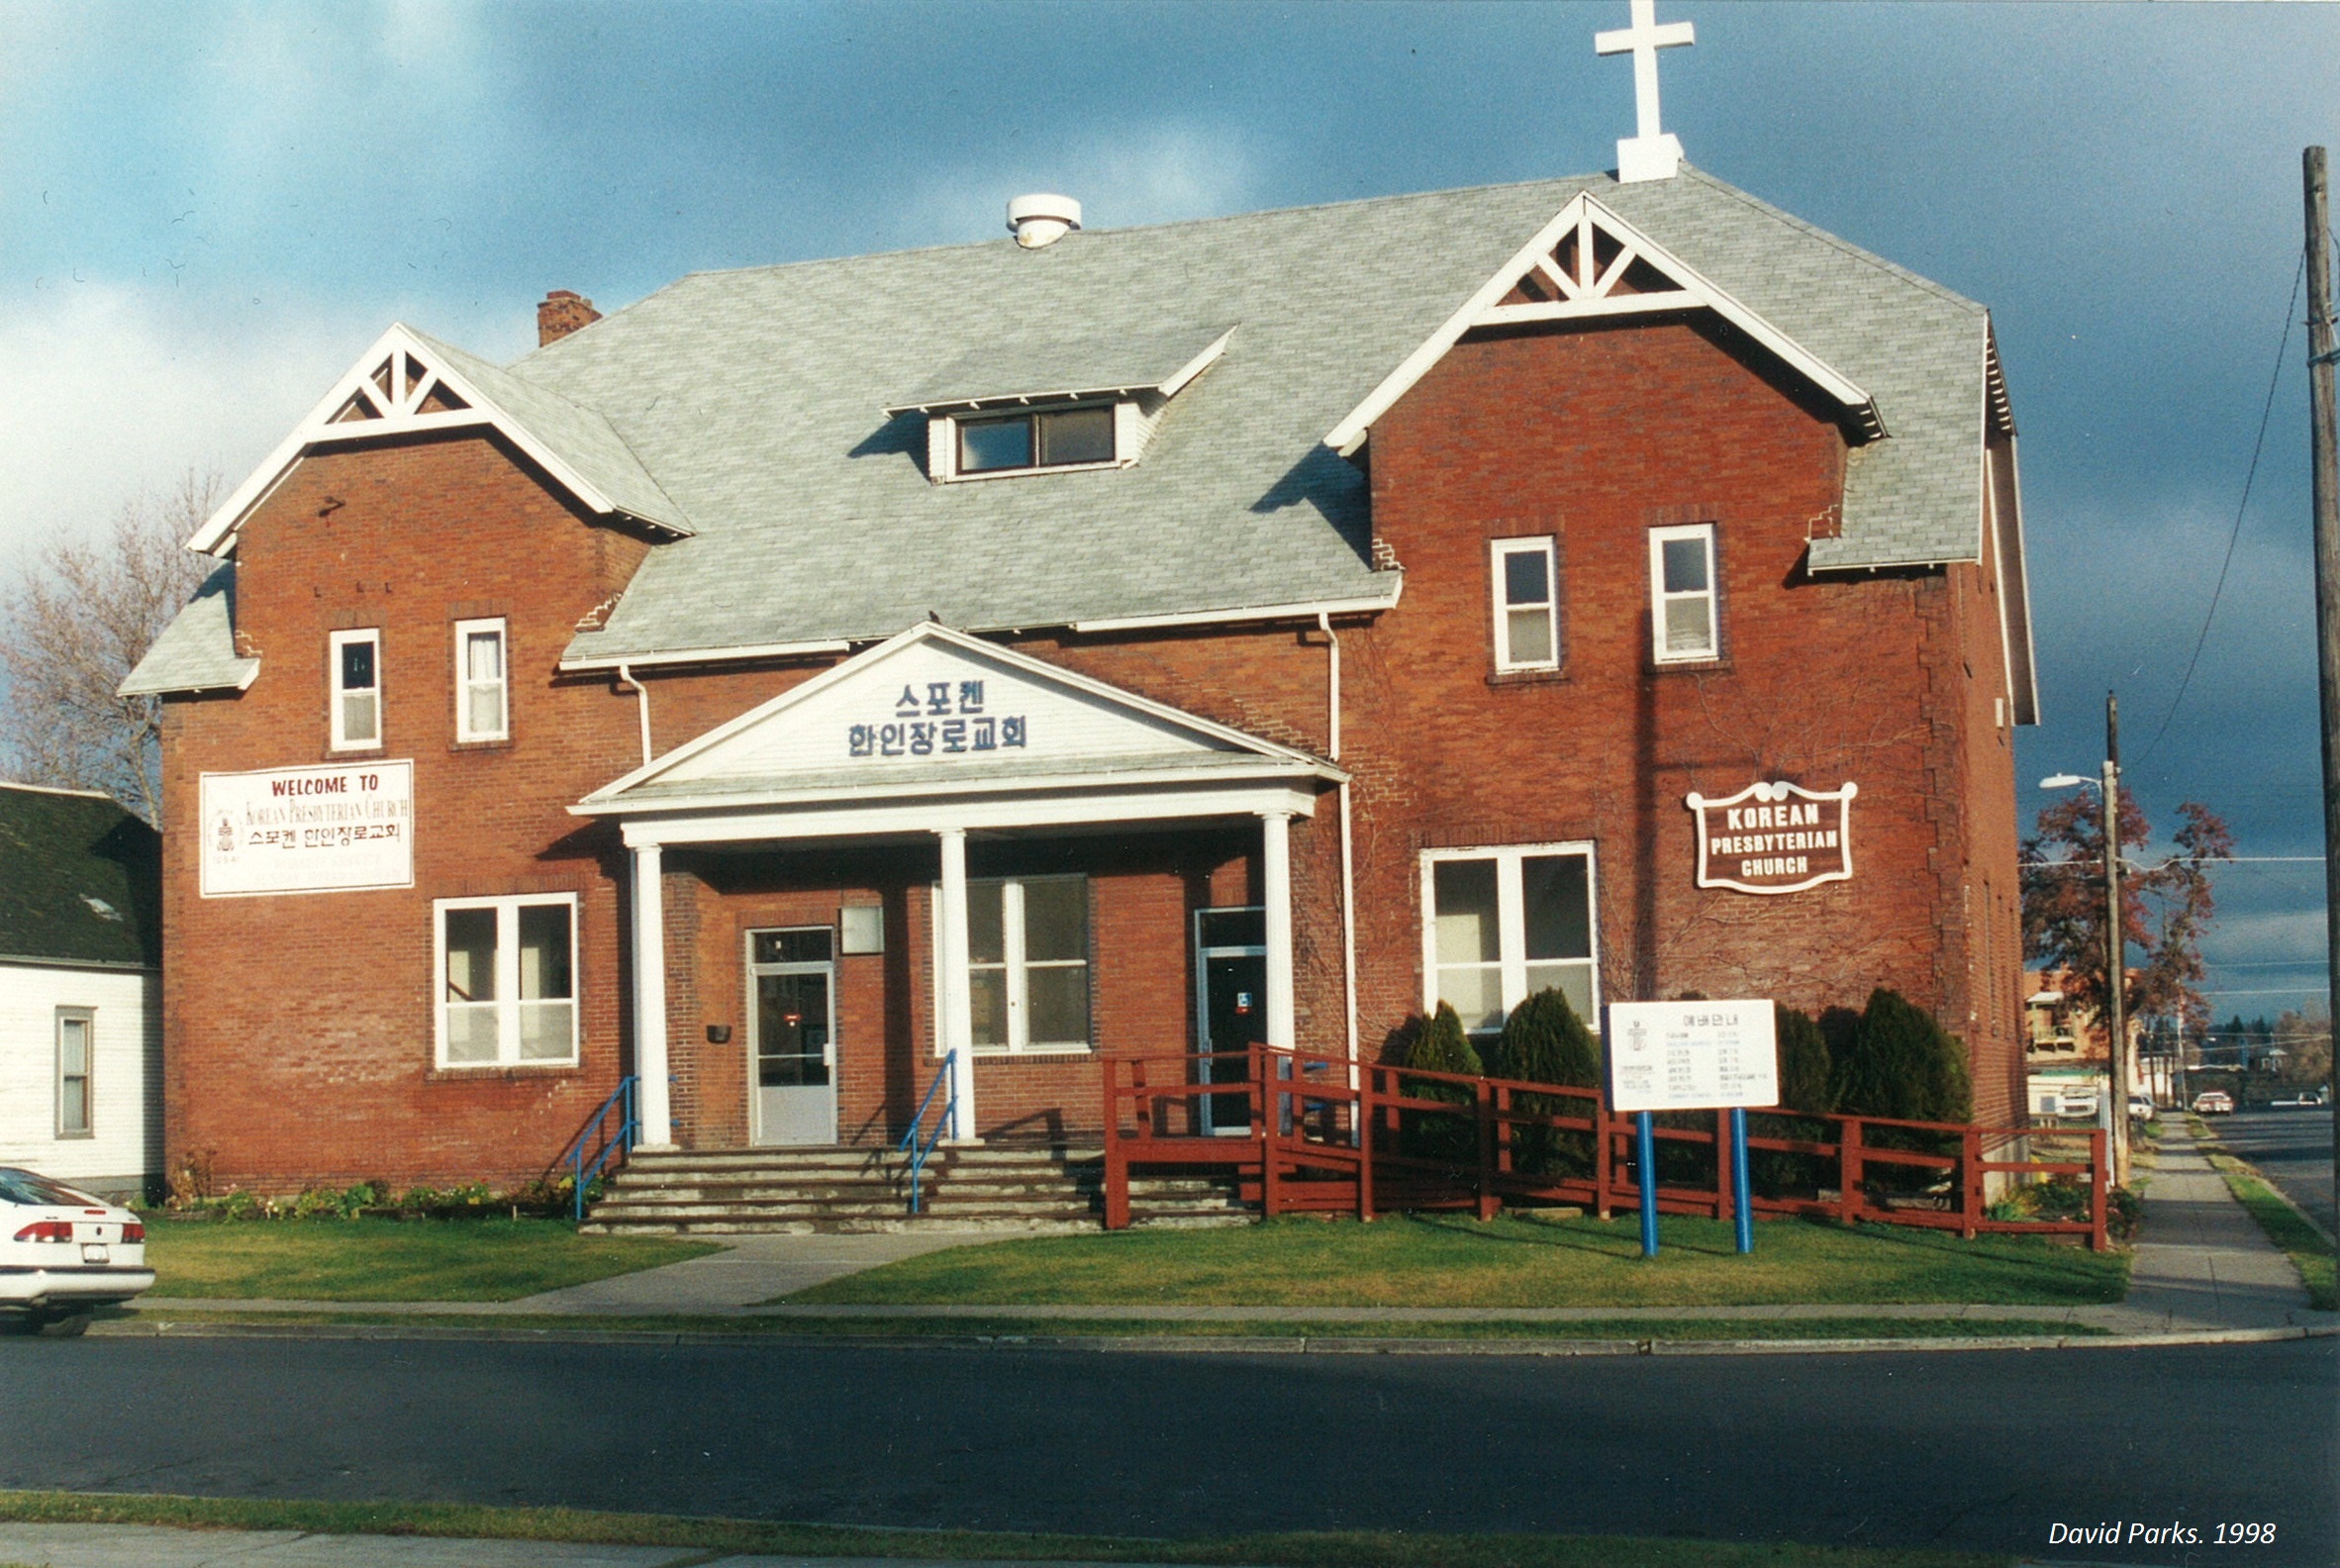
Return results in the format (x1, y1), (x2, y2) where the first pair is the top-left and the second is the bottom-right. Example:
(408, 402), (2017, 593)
(1323, 192), (1883, 455)
(578, 621), (1339, 812)
(188, 324), (688, 555)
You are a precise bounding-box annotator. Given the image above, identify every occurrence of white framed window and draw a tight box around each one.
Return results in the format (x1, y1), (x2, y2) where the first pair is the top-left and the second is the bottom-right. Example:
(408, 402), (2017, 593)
(453, 619), (509, 742)
(55, 1009), (92, 1138)
(436, 894), (578, 1067)
(1420, 844), (1598, 1035)
(1649, 524), (1718, 663)
(957, 875), (1091, 1053)
(937, 403), (1123, 480)
(329, 628), (382, 749)
(1491, 537), (1560, 671)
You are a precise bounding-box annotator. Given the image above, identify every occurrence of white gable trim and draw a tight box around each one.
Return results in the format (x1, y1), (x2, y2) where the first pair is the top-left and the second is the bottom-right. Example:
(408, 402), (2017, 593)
(188, 324), (691, 555)
(1323, 192), (1882, 456)
(576, 621), (1341, 811)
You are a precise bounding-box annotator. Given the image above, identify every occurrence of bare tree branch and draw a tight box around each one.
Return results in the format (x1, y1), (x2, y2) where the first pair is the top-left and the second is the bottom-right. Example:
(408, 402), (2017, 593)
(0, 470), (220, 825)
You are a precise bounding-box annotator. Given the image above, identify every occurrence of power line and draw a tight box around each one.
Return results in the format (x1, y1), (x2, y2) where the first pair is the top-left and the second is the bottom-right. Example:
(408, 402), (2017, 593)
(2136, 249), (2308, 766)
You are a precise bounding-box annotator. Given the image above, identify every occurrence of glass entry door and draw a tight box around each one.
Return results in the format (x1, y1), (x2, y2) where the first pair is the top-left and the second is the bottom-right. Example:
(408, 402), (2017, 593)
(750, 928), (836, 1146)
(1194, 908), (1267, 1135)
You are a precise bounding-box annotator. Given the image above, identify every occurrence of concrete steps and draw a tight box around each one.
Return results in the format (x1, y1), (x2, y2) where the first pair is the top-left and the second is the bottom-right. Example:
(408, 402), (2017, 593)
(581, 1144), (1250, 1234)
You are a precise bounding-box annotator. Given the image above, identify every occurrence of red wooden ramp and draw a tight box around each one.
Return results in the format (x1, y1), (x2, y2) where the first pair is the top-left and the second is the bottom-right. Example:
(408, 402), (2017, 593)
(1101, 1044), (2108, 1250)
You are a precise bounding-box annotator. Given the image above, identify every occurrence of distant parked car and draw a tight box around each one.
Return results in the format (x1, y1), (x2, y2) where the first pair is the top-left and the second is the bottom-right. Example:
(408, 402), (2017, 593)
(2192, 1090), (2236, 1116)
(2127, 1094), (2158, 1122)
(2271, 1088), (2330, 1110)
(0, 1167), (152, 1333)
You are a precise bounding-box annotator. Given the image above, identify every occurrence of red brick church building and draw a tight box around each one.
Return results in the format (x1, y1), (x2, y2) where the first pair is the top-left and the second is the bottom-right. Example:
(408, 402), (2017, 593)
(126, 153), (2039, 1190)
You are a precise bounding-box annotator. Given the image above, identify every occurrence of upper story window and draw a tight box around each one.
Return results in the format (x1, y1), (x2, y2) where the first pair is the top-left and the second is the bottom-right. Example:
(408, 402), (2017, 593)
(1491, 537), (1560, 672)
(964, 875), (1091, 1053)
(55, 1008), (92, 1138)
(437, 894), (577, 1068)
(955, 405), (1118, 475)
(453, 619), (509, 743)
(329, 629), (381, 749)
(1649, 524), (1719, 663)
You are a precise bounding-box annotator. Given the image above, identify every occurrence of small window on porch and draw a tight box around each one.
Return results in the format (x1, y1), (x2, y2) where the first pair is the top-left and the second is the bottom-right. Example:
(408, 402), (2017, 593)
(965, 875), (1090, 1053)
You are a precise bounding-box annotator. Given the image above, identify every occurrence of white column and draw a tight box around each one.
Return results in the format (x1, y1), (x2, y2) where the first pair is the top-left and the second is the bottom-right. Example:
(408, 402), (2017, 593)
(1261, 810), (1296, 1051)
(632, 842), (673, 1148)
(936, 827), (979, 1141)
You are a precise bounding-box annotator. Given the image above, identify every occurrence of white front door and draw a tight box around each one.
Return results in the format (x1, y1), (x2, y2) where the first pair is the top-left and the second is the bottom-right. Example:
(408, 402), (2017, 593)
(750, 928), (837, 1146)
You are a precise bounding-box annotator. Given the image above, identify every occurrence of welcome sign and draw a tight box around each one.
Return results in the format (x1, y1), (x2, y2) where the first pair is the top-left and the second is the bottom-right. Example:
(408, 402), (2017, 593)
(1684, 779), (1856, 895)
(199, 761), (414, 897)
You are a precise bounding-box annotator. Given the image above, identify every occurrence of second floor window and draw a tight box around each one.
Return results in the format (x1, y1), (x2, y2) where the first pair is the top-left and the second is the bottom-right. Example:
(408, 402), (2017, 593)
(1650, 524), (1719, 663)
(1491, 537), (1559, 671)
(956, 405), (1117, 474)
(330, 629), (381, 749)
(454, 619), (508, 742)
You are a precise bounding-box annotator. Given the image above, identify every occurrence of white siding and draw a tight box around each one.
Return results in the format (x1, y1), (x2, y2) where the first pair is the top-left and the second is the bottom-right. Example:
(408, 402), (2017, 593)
(0, 961), (161, 1199)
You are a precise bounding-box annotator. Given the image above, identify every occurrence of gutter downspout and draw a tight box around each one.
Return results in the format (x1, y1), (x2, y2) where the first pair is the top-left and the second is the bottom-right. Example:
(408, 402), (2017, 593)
(617, 663), (652, 766)
(1320, 613), (1359, 1082)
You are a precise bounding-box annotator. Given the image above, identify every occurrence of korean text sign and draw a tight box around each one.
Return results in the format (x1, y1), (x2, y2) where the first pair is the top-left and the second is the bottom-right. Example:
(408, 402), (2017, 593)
(199, 761), (414, 897)
(1606, 999), (1780, 1113)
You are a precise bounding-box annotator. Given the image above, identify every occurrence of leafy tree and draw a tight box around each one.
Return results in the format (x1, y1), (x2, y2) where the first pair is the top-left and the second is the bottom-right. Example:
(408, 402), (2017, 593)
(1830, 987), (1972, 1125)
(0, 472), (219, 825)
(2022, 784), (2233, 1044)
(1774, 1004), (1834, 1115)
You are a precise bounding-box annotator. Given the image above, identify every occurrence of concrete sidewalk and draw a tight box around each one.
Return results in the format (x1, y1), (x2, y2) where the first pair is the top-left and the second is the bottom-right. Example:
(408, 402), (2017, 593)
(122, 1126), (2330, 1342)
(0, 1522), (1202, 1568)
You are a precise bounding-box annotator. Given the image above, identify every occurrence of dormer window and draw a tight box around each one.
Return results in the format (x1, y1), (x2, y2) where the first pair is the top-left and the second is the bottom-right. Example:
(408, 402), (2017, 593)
(958, 405), (1117, 474)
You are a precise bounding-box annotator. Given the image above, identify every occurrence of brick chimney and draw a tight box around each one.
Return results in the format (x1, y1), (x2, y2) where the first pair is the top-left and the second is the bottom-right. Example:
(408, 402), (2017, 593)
(536, 290), (602, 346)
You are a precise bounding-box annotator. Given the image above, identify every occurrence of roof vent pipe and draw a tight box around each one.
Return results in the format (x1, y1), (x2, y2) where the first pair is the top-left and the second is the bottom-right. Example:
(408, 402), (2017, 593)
(1007, 194), (1082, 249)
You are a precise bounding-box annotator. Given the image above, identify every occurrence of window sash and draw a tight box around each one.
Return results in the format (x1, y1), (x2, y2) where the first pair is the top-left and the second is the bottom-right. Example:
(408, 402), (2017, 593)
(454, 619), (508, 741)
(952, 405), (1119, 476)
(1420, 846), (1599, 1034)
(946, 876), (1090, 1053)
(436, 896), (578, 1067)
(1490, 538), (1559, 671)
(1648, 525), (1718, 663)
(55, 1011), (92, 1136)
(330, 630), (381, 749)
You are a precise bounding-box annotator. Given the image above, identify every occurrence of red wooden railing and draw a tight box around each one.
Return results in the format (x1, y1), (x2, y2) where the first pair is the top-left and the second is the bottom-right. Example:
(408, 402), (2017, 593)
(1101, 1044), (2107, 1250)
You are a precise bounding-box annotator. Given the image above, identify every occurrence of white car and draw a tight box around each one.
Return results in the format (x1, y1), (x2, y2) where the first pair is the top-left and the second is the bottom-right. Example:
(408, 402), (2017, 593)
(2127, 1094), (2158, 1122)
(0, 1167), (153, 1332)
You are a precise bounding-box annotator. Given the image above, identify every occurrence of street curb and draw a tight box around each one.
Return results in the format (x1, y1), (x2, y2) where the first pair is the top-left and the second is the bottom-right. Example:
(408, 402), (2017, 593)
(80, 1316), (2340, 1356)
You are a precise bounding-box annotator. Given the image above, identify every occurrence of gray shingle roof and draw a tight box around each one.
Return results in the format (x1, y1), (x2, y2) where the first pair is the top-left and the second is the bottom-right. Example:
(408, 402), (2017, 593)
(119, 564), (254, 697)
(141, 167), (2000, 679)
(0, 783), (159, 969)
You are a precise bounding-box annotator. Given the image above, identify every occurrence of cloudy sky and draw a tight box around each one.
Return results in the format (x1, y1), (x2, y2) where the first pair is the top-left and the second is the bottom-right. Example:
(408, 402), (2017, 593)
(4, 0), (2335, 1023)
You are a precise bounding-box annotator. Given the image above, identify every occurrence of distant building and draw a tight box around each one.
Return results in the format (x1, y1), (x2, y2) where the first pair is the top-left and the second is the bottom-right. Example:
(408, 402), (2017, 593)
(2023, 968), (2145, 1117)
(0, 783), (162, 1200)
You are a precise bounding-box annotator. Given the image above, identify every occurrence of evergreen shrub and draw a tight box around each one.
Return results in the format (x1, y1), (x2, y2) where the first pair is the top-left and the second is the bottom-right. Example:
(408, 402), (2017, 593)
(1830, 987), (1974, 1193)
(1400, 1002), (1481, 1167)
(1486, 988), (1601, 1178)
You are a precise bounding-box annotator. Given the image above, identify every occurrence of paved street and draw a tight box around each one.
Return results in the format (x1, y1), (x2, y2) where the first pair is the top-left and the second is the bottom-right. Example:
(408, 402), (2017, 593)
(2, 1334), (2333, 1565)
(2212, 1107), (2337, 1239)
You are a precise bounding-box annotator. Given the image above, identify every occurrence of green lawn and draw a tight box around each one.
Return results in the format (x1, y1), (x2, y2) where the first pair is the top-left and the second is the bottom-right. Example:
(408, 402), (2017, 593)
(0, 1491), (2015, 1567)
(790, 1212), (2129, 1310)
(2197, 1148), (2339, 1313)
(144, 1217), (718, 1301)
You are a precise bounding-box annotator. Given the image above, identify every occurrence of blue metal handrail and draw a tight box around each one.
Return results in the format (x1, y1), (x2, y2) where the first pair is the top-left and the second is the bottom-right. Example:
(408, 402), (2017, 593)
(567, 1075), (640, 1223)
(897, 1051), (957, 1216)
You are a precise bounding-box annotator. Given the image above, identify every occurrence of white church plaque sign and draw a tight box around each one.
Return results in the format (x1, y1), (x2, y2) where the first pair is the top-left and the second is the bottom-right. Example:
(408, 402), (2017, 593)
(199, 761), (414, 898)
(1607, 999), (1779, 1113)
(1684, 779), (1855, 895)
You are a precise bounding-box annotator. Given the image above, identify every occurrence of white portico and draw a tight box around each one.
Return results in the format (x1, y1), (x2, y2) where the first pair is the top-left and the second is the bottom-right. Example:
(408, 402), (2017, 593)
(572, 623), (1339, 1148)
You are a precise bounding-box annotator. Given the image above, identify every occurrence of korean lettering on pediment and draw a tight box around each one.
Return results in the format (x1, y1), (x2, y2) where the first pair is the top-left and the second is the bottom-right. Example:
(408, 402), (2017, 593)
(846, 676), (1028, 760)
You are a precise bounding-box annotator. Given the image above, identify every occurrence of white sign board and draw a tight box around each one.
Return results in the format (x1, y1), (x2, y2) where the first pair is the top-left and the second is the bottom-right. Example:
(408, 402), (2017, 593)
(1606, 999), (1779, 1113)
(200, 761), (414, 898)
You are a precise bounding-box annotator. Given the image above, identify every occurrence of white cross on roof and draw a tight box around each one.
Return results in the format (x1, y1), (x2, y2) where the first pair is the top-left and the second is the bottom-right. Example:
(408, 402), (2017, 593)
(1595, 0), (1695, 184)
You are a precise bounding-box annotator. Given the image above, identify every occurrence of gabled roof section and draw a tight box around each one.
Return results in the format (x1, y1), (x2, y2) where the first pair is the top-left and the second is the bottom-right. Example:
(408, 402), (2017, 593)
(884, 323), (1234, 415)
(1323, 190), (1882, 456)
(119, 563), (257, 697)
(0, 783), (159, 969)
(187, 324), (692, 555)
(577, 621), (1337, 817)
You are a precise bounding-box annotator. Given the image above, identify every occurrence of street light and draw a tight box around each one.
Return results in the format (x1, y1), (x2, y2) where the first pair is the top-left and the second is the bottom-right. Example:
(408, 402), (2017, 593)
(2039, 691), (2129, 1188)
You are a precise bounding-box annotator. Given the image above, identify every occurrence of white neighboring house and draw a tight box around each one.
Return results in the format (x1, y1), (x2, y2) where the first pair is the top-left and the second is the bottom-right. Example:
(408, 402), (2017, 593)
(0, 782), (162, 1202)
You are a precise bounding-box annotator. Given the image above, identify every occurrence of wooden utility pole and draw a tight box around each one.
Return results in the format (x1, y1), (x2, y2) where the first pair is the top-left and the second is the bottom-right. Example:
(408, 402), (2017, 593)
(2304, 147), (2339, 1225)
(2104, 693), (2128, 1188)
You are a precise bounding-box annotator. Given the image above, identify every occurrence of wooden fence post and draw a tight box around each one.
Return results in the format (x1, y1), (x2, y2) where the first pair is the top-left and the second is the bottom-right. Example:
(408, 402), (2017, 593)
(1357, 1067), (1376, 1222)
(1841, 1117), (1865, 1226)
(2090, 1127), (2109, 1252)
(1961, 1127), (1981, 1239)
(1475, 1079), (1500, 1221)
(1102, 1060), (1129, 1230)
(1596, 1105), (1613, 1221)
